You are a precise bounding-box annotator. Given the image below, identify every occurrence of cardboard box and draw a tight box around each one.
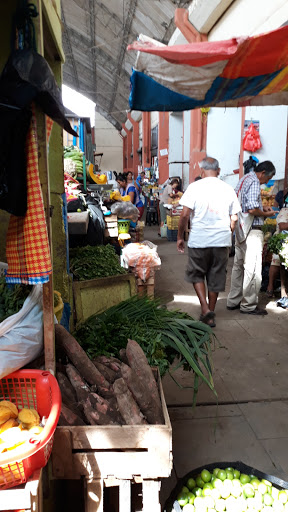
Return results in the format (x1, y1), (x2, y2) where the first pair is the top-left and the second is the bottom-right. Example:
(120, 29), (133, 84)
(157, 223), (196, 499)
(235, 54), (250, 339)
(104, 227), (118, 238)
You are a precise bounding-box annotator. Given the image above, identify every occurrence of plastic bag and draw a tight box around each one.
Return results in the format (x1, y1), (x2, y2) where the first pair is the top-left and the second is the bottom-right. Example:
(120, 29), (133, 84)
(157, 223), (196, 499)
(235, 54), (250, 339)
(243, 123), (262, 152)
(111, 201), (139, 223)
(121, 241), (161, 281)
(0, 285), (43, 379)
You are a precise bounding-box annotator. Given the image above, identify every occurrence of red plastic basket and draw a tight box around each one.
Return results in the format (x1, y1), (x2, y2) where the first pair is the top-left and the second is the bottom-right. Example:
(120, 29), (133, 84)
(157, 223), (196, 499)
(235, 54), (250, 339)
(0, 370), (61, 490)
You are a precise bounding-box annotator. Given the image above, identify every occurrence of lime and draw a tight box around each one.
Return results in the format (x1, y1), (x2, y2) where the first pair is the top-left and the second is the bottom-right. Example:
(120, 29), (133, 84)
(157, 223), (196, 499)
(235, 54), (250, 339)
(196, 476), (205, 489)
(203, 483), (213, 491)
(244, 484), (255, 498)
(183, 486), (190, 494)
(279, 491), (288, 504)
(240, 474), (251, 485)
(233, 469), (240, 479)
(218, 470), (227, 482)
(226, 467), (234, 472)
(201, 469), (212, 483)
(272, 488), (280, 500)
(213, 468), (220, 477)
(187, 492), (195, 504)
(213, 479), (223, 491)
(211, 475), (217, 483)
(285, 503), (288, 512)
(262, 479), (272, 488)
(225, 471), (234, 481)
(202, 488), (212, 497)
(183, 505), (195, 512)
(77, 208), (82, 212)
(215, 498), (226, 512)
(187, 478), (197, 491)
(258, 482), (268, 495)
(250, 478), (260, 489)
(193, 487), (203, 497)
(225, 496), (236, 511)
(177, 492), (189, 507)
(246, 497), (256, 509)
(232, 478), (241, 487)
(231, 484), (242, 498)
(220, 486), (231, 499)
(193, 496), (206, 509)
(211, 488), (221, 501)
(263, 493), (274, 506)
(203, 496), (215, 509)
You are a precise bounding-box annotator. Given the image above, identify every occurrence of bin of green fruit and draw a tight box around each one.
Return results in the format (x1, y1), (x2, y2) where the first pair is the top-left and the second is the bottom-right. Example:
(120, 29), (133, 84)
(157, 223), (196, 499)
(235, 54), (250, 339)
(164, 462), (288, 512)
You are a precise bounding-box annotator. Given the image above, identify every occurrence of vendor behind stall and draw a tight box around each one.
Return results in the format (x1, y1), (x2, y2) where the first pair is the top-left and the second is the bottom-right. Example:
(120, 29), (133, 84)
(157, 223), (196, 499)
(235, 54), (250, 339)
(117, 173), (144, 219)
(159, 178), (180, 226)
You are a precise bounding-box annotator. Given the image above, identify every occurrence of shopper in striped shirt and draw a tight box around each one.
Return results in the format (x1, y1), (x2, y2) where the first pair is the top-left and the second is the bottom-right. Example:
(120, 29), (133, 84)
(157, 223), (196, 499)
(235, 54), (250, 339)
(227, 161), (276, 315)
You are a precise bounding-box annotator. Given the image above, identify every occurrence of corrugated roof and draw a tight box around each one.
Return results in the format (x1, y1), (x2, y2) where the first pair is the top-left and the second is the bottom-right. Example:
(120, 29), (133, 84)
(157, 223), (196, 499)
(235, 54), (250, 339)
(62, 0), (190, 130)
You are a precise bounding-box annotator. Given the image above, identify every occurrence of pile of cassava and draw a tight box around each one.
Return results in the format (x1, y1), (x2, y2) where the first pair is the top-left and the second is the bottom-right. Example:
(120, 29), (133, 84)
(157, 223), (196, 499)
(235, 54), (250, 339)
(55, 325), (164, 426)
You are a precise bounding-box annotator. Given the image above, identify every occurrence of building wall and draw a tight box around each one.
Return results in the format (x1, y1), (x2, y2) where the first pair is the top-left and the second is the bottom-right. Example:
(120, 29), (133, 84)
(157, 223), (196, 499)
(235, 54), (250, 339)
(183, 111), (191, 190)
(94, 111), (123, 173)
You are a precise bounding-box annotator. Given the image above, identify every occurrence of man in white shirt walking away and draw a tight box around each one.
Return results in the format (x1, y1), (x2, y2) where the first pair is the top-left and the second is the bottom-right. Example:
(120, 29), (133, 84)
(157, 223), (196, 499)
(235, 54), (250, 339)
(177, 157), (240, 328)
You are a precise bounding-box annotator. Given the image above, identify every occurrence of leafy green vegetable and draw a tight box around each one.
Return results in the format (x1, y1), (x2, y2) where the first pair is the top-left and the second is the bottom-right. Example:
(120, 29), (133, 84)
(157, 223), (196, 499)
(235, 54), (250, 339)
(267, 233), (288, 255)
(74, 296), (218, 404)
(70, 245), (127, 281)
(0, 277), (32, 323)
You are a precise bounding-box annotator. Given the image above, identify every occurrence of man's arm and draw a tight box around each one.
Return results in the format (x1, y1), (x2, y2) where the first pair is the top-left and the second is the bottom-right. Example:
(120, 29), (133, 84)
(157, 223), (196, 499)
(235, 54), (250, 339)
(247, 207), (275, 217)
(230, 214), (238, 232)
(177, 206), (191, 253)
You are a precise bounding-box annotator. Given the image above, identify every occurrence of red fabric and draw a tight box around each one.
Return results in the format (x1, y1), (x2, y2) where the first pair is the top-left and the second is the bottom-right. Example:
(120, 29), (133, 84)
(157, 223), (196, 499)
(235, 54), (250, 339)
(137, 205), (145, 220)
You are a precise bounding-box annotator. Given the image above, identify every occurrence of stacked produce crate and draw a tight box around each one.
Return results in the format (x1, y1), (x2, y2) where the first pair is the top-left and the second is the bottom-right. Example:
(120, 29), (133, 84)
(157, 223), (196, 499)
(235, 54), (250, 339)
(52, 327), (172, 512)
(166, 213), (180, 242)
(104, 214), (118, 239)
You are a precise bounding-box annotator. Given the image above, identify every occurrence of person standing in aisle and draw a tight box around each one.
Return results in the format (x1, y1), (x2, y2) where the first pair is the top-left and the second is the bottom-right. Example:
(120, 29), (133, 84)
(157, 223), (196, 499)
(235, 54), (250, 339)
(177, 157), (240, 327)
(227, 161), (276, 315)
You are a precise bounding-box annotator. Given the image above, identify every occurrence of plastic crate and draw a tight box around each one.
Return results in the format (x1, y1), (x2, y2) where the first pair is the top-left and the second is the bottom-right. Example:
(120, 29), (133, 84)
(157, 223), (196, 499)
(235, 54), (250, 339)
(0, 370), (61, 490)
(166, 215), (180, 230)
(117, 219), (131, 234)
(167, 228), (178, 242)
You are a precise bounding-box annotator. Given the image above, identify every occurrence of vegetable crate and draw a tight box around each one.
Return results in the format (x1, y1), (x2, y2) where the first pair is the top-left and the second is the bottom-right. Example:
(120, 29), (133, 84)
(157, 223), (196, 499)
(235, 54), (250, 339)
(51, 371), (172, 511)
(0, 370), (61, 490)
(166, 215), (180, 230)
(167, 229), (178, 242)
(73, 274), (137, 325)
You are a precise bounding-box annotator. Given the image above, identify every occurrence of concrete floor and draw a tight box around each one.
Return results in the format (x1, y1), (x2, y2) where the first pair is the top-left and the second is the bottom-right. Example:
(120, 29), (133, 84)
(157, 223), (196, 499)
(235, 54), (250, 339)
(143, 226), (288, 508)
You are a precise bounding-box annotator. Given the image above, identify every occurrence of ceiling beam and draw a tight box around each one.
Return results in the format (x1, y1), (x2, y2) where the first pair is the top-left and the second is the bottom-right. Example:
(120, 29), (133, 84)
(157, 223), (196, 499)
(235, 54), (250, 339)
(61, 5), (80, 90)
(108, 0), (138, 114)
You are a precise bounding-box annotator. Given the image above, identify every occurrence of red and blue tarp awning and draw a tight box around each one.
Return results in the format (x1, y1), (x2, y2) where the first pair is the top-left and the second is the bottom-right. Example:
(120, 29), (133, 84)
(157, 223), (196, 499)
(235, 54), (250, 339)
(127, 25), (288, 112)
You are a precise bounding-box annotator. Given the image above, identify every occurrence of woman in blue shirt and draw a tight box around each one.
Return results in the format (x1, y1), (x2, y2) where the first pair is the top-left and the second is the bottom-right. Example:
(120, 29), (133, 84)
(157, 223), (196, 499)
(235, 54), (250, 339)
(117, 174), (144, 219)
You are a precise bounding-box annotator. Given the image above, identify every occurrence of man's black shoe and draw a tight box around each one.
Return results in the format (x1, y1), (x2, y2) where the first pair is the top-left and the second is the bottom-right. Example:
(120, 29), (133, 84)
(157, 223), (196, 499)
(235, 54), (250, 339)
(240, 307), (268, 316)
(227, 304), (240, 310)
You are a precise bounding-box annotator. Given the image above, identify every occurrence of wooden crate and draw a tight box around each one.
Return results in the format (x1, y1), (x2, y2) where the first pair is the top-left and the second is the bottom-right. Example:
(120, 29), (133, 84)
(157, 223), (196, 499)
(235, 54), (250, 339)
(51, 373), (172, 482)
(73, 274), (137, 324)
(0, 469), (42, 512)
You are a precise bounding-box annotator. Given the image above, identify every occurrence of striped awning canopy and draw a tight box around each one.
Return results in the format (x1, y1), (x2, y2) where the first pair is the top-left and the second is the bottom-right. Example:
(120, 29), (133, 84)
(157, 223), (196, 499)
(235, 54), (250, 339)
(127, 25), (288, 112)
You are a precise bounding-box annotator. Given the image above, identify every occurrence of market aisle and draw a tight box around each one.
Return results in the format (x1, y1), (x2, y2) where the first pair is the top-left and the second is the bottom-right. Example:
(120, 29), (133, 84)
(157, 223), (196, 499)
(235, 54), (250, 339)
(143, 226), (288, 507)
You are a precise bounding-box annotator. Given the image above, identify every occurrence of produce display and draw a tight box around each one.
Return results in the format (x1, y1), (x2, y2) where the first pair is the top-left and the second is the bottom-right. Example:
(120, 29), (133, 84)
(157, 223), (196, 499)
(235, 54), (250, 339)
(0, 277), (32, 323)
(0, 401), (43, 454)
(69, 245), (127, 281)
(74, 296), (217, 405)
(64, 145), (85, 178)
(173, 466), (288, 512)
(55, 325), (164, 426)
(267, 233), (288, 255)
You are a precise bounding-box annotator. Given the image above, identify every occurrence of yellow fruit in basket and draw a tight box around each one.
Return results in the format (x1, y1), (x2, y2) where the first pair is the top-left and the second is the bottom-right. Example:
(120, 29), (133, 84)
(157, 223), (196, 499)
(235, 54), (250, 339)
(0, 426), (27, 448)
(18, 408), (39, 427)
(0, 438), (7, 453)
(0, 406), (11, 425)
(29, 425), (44, 435)
(0, 401), (18, 419)
(0, 418), (18, 434)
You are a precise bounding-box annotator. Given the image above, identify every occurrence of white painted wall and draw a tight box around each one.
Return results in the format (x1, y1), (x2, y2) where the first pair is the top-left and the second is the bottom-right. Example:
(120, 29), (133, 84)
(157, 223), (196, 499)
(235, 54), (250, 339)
(206, 107), (242, 177)
(151, 112), (159, 129)
(94, 111), (123, 173)
(169, 112), (183, 163)
(183, 111), (191, 190)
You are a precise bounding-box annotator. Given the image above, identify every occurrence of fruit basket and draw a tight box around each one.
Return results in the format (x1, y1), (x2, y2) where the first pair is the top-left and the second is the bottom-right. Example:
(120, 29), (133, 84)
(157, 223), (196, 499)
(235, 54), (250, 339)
(0, 370), (61, 490)
(164, 461), (288, 512)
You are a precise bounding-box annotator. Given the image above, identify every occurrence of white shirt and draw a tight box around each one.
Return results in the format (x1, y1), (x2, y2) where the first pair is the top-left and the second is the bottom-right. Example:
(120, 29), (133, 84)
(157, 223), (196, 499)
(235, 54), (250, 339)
(179, 177), (241, 248)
